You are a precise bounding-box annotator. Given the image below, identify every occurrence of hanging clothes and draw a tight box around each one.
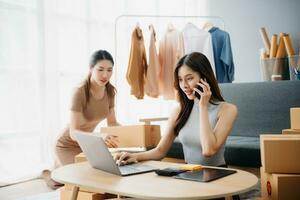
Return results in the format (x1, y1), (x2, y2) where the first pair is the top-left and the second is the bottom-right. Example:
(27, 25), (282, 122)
(182, 23), (216, 76)
(209, 27), (235, 83)
(144, 24), (160, 98)
(126, 25), (148, 99)
(159, 23), (184, 100)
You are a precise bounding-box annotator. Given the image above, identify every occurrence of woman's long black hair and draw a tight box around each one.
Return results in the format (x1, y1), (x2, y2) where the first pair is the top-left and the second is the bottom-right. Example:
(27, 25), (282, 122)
(173, 52), (224, 136)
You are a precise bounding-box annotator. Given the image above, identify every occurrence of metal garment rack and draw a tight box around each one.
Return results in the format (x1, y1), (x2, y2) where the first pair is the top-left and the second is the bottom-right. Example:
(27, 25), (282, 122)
(113, 14), (225, 121)
(114, 14), (225, 74)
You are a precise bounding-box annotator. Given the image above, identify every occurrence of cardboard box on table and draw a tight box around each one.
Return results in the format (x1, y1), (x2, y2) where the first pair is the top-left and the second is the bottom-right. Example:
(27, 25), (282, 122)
(260, 167), (300, 200)
(260, 134), (300, 173)
(100, 125), (161, 148)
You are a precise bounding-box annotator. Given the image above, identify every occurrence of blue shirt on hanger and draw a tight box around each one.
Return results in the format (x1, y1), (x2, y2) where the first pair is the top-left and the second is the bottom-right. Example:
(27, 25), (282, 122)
(209, 27), (235, 83)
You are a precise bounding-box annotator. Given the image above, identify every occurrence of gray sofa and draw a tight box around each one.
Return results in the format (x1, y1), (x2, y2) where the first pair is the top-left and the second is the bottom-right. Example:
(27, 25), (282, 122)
(167, 81), (300, 167)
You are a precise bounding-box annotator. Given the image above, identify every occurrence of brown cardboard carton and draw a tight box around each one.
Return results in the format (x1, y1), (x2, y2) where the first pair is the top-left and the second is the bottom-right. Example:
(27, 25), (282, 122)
(260, 135), (300, 173)
(60, 184), (117, 200)
(291, 108), (300, 130)
(260, 167), (300, 200)
(65, 184), (91, 193)
(75, 152), (87, 163)
(282, 129), (300, 135)
(100, 125), (161, 148)
(60, 187), (105, 200)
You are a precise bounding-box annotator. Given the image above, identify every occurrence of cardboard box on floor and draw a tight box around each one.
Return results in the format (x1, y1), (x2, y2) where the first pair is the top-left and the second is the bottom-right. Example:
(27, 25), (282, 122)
(290, 108), (300, 130)
(100, 125), (161, 148)
(62, 186), (117, 200)
(260, 134), (300, 173)
(75, 152), (87, 163)
(60, 187), (105, 200)
(65, 184), (92, 193)
(260, 167), (300, 200)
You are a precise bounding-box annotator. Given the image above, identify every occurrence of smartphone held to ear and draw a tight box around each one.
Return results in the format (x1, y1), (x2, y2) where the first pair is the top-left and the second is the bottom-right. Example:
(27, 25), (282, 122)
(194, 84), (203, 99)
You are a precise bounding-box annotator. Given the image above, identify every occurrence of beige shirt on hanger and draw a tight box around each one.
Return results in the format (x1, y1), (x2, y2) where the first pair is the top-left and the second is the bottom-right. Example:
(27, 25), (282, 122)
(126, 26), (148, 99)
(144, 24), (160, 98)
(159, 23), (184, 100)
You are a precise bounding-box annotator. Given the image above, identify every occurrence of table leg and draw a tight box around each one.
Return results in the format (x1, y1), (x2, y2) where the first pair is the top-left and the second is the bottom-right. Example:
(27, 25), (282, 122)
(70, 186), (79, 200)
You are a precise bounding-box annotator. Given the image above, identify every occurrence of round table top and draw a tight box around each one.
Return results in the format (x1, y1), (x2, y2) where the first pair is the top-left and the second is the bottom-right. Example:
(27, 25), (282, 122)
(52, 161), (258, 200)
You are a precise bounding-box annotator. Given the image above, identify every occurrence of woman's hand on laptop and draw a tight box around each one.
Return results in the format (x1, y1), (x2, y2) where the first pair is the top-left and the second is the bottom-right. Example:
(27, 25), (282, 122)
(101, 133), (119, 148)
(114, 152), (138, 166)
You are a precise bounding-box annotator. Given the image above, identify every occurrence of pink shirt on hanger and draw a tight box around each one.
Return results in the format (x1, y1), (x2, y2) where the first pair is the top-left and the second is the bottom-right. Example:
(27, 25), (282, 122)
(144, 24), (160, 98)
(159, 23), (184, 100)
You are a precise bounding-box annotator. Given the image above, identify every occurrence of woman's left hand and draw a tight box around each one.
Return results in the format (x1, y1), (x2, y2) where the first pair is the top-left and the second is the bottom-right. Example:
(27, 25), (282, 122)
(101, 133), (119, 148)
(193, 78), (212, 108)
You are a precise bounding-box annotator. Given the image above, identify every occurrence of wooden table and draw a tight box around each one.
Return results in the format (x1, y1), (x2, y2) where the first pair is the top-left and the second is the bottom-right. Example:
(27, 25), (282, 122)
(52, 161), (258, 200)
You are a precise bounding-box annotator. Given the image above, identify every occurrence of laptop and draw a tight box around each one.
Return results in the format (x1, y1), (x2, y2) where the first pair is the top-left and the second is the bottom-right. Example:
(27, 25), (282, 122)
(74, 131), (158, 176)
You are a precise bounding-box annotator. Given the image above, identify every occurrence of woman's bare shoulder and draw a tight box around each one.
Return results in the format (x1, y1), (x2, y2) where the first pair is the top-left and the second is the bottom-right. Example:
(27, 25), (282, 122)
(219, 102), (238, 116)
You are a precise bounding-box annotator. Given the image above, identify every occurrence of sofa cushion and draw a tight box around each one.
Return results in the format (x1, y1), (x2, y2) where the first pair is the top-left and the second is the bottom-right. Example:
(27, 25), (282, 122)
(225, 136), (261, 167)
(166, 141), (184, 159)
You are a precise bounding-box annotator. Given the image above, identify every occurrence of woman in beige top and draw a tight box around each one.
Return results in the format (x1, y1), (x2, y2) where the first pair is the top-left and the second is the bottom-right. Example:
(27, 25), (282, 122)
(55, 49), (120, 166)
(44, 50), (120, 189)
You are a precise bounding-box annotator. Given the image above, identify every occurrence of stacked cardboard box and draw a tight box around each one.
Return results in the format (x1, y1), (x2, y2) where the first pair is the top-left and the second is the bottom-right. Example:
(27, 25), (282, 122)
(260, 108), (300, 199)
(282, 108), (300, 135)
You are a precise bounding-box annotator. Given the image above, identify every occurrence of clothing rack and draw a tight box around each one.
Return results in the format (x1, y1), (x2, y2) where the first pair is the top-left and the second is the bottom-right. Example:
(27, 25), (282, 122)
(114, 14), (225, 75)
(113, 14), (225, 123)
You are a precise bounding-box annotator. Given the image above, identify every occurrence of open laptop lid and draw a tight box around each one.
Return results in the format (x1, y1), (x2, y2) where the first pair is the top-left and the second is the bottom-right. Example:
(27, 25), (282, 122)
(74, 131), (122, 176)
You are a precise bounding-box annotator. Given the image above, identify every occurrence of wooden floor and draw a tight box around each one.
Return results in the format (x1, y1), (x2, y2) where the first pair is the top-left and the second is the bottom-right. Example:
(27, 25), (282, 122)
(0, 178), (56, 200)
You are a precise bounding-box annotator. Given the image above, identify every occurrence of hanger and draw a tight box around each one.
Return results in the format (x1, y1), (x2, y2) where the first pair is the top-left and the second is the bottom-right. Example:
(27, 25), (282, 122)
(149, 24), (156, 38)
(202, 21), (214, 31)
(184, 22), (197, 29)
(167, 22), (175, 30)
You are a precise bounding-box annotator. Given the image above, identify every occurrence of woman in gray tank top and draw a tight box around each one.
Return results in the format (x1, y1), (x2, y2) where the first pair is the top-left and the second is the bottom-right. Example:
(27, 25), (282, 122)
(115, 52), (238, 168)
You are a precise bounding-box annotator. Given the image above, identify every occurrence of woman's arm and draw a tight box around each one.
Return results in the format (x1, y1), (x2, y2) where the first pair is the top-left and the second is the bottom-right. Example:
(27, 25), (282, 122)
(114, 106), (180, 165)
(199, 103), (238, 157)
(195, 79), (238, 157)
(69, 109), (119, 147)
(106, 108), (121, 126)
(69, 111), (84, 141)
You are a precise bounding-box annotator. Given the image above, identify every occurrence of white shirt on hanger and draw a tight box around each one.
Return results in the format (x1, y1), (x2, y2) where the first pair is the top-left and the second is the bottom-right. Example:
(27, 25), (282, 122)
(182, 23), (216, 76)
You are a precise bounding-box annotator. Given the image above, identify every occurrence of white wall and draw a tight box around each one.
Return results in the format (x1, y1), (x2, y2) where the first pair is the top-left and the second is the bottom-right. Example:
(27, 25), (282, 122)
(205, 0), (300, 82)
